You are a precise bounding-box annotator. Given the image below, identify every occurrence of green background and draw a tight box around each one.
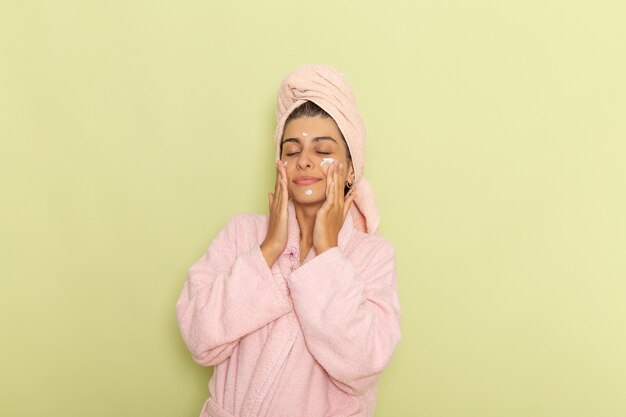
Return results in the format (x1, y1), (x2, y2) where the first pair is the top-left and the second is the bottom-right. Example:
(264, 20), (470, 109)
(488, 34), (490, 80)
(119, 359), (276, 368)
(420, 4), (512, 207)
(1, 1), (625, 416)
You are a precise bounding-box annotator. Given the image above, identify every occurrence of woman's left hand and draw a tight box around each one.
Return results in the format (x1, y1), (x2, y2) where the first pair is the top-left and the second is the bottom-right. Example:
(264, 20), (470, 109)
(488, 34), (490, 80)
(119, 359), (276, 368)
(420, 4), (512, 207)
(313, 161), (357, 254)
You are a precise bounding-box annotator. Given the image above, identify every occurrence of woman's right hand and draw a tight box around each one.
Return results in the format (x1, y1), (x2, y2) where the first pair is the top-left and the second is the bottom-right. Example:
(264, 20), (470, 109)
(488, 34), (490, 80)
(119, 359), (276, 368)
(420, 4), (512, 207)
(260, 159), (289, 268)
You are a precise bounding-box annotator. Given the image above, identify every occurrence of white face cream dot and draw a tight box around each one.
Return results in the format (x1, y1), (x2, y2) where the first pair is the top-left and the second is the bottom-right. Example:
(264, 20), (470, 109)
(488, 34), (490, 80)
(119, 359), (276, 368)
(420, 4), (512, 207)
(302, 131), (308, 136)
(304, 189), (313, 196)
(283, 161), (288, 167)
(320, 158), (335, 167)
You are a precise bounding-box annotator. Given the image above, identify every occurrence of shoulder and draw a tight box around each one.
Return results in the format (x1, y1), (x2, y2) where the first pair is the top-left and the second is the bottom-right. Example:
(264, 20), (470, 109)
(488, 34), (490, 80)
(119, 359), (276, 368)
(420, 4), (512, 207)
(219, 212), (269, 247)
(224, 212), (268, 230)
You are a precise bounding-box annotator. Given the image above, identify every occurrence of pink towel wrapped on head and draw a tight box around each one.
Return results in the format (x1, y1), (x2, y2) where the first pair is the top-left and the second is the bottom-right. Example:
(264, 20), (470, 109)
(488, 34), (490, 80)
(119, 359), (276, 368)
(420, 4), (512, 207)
(274, 63), (381, 235)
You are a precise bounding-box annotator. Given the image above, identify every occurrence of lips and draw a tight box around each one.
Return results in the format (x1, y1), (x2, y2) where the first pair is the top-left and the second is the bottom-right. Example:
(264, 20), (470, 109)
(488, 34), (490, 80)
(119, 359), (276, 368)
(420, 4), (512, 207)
(293, 176), (322, 186)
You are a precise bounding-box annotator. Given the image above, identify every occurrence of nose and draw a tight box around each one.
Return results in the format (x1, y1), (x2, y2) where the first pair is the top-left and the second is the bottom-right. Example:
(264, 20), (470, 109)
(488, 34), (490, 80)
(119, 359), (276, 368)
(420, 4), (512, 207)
(296, 152), (313, 170)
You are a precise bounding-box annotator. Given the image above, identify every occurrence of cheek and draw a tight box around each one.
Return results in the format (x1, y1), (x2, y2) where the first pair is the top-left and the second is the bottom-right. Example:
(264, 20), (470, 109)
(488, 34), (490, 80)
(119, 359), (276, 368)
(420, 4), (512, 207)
(321, 160), (349, 179)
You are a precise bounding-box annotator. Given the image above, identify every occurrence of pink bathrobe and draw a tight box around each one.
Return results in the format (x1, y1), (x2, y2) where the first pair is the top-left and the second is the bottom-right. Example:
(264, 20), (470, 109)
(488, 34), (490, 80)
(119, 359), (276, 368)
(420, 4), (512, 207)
(176, 200), (402, 417)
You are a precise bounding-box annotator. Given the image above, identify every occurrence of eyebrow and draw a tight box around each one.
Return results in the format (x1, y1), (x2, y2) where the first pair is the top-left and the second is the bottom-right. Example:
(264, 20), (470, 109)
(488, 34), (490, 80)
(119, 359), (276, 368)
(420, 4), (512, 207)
(281, 136), (338, 145)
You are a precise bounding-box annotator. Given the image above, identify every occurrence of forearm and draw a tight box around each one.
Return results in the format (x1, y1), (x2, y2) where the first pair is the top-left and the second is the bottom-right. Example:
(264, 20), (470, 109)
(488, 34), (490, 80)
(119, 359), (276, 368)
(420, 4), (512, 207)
(260, 241), (283, 268)
(286, 246), (402, 394)
(177, 229), (293, 365)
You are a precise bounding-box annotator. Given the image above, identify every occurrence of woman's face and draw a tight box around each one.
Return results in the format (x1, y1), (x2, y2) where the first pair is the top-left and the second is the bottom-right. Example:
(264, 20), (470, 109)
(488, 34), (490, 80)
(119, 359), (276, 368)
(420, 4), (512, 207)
(280, 115), (354, 205)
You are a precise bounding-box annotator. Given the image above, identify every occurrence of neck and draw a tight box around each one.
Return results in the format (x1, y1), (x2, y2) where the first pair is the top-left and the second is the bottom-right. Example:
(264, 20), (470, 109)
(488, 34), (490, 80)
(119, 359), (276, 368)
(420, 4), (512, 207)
(293, 201), (322, 248)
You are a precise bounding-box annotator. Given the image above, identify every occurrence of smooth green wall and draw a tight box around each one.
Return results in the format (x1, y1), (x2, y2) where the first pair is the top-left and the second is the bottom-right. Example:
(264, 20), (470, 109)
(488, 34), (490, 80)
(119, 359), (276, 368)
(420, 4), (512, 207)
(1, 1), (625, 416)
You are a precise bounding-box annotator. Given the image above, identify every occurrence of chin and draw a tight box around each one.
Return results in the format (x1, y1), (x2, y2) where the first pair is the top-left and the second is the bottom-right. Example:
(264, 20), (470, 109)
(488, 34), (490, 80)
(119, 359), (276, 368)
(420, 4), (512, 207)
(289, 189), (326, 205)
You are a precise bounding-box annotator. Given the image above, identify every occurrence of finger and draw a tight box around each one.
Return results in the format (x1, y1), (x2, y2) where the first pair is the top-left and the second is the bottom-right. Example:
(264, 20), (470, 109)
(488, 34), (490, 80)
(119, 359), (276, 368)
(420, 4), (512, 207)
(325, 159), (333, 176)
(268, 192), (275, 211)
(280, 176), (289, 208)
(326, 175), (335, 207)
(276, 162), (289, 209)
(280, 163), (289, 194)
(335, 162), (343, 208)
(278, 159), (285, 178)
(277, 173), (285, 204)
(277, 162), (285, 190)
(324, 162), (334, 197)
(318, 165), (333, 214)
(277, 160), (286, 182)
(329, 162), (339, 210)
(274, 160), (281, 195)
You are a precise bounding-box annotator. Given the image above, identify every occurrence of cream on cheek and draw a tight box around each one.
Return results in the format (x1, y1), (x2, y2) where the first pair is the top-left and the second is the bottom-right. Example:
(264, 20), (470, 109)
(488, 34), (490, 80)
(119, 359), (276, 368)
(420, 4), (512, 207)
(320, 157), (335, 167)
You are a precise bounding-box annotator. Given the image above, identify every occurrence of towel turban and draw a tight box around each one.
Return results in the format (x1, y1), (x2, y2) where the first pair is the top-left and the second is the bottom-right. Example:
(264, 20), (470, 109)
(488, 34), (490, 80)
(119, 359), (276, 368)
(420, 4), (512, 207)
(273, 64), (380, 235)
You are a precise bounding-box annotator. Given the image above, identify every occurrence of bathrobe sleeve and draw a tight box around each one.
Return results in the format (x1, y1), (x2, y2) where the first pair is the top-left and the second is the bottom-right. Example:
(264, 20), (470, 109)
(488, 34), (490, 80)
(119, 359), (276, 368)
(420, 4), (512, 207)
(285, 242), (402, 396)
(176, 215), (293, 366)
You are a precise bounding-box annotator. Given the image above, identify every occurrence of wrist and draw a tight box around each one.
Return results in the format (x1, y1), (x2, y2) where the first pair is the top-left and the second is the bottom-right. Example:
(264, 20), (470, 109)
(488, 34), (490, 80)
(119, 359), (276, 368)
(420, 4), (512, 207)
(261, 240), (283, 254)
(315, 241), (338, 255)
(260, 241), (282, 267)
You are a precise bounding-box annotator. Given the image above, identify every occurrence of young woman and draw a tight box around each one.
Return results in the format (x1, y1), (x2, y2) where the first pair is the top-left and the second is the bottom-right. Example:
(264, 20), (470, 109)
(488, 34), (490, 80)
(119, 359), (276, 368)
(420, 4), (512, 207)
(176, 64), (402, 417)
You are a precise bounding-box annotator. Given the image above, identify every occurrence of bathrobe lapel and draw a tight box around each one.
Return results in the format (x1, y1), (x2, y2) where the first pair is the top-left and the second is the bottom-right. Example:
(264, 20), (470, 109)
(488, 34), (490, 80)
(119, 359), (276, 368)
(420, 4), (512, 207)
(240, 201), (354, 417)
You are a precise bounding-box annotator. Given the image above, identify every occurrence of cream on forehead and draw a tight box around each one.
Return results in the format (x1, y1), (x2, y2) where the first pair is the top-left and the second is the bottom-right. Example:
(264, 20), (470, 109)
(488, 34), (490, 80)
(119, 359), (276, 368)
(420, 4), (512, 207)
(301, 131), (308, 136)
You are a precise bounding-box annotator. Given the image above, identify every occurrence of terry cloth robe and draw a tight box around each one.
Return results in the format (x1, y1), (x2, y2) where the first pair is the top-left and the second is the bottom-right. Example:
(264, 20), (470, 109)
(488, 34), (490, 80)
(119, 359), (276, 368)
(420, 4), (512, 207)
(176, 200), (402, 417)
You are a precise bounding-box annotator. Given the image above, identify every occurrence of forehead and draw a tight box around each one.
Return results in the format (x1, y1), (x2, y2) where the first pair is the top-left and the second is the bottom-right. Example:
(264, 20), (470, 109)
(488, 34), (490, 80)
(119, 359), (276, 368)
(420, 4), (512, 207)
(282, 116), (342, 139)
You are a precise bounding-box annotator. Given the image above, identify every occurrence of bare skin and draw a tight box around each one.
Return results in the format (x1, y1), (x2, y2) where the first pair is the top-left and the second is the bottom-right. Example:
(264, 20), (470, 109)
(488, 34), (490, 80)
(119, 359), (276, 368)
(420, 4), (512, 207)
(260, 116), (357, 268)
